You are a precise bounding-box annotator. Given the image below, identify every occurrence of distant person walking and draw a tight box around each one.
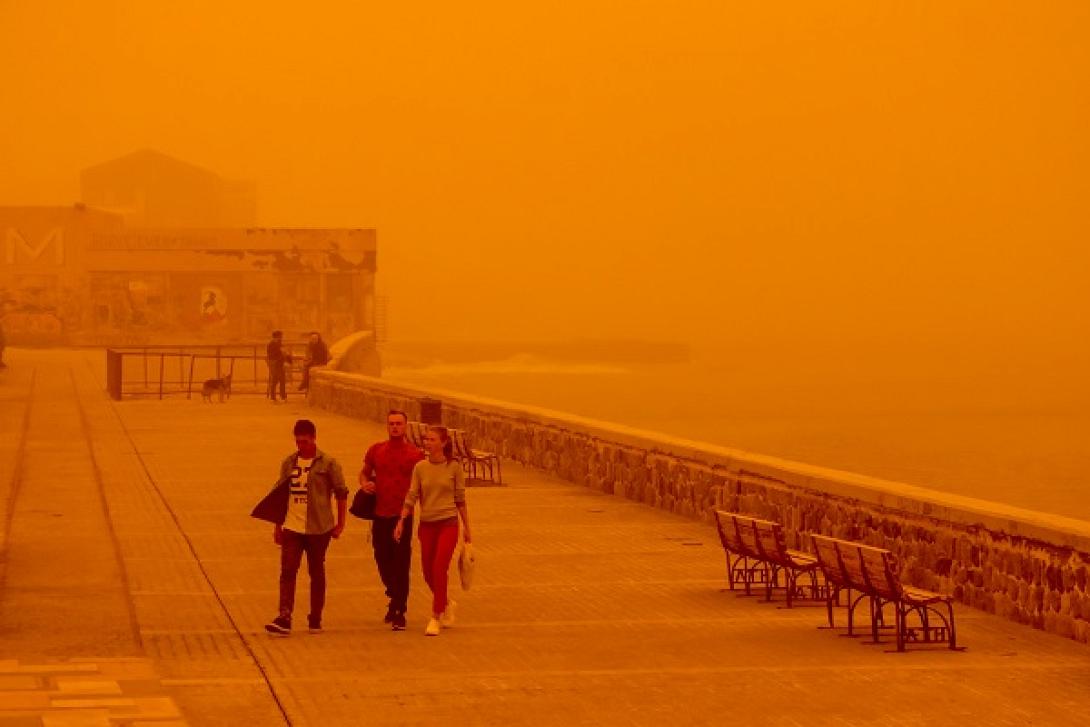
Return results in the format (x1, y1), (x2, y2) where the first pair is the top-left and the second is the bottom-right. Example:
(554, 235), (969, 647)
(360, 410), (424, 630)
(394, 425), (471, 636)
(299, 331), (330, 392)
(255, 419), (348, 635)
(266, 330), (288, 402)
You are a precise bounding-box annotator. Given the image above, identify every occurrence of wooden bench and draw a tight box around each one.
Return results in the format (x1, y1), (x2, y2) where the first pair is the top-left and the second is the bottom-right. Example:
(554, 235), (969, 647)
(450, 428), (503, 484)
(713, 511), (824, 606)
(749, 518), (825, 607)
(810, 533), (961, 652)
(712, 510), (769, 594)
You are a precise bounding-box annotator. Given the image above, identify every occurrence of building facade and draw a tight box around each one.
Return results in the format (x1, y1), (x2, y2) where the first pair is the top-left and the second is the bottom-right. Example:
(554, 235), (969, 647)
(0, 204), (377, 346)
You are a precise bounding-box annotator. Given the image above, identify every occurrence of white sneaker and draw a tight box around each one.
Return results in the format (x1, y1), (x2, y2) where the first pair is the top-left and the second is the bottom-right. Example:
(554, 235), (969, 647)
(439, 600), (456, 627)
(425, 618), (440, 636)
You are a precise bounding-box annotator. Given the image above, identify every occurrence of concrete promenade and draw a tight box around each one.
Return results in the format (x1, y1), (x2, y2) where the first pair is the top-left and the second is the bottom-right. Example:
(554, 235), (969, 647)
(1, 349), (1090, 726)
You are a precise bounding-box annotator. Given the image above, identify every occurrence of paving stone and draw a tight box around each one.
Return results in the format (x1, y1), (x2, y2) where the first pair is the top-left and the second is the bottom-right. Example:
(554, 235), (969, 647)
(0, 691), (50, 710)
(0, 679), (38, 692)
(40, 711), (111, 727)
(49, 682), (121, 697)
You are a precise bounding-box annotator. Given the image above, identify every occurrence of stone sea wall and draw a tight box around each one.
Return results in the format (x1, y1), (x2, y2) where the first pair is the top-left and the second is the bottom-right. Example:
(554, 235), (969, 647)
(309, 369), (1090, 644)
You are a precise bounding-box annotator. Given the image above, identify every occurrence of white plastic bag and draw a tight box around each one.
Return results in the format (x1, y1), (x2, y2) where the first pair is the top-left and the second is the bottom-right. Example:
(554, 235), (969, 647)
(458, 542), (476, 590)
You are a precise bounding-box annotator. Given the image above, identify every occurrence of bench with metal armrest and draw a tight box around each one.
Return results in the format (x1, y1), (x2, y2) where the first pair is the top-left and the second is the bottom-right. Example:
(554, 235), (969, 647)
(810, 533), (962, 652)
(713, 510), (824, 606)
(450, 428), (503, 484)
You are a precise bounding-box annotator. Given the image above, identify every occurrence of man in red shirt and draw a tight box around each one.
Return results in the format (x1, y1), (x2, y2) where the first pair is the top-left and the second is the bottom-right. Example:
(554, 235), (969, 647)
(360, 410), (424, 630)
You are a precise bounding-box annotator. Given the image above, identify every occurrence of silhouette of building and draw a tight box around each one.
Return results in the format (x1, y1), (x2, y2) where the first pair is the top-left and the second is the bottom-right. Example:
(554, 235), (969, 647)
(80, 149), (256, 228)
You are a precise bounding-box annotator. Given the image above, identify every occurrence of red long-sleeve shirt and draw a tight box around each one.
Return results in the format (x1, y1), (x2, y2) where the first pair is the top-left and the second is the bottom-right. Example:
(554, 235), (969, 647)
(362, 439), (425, 518)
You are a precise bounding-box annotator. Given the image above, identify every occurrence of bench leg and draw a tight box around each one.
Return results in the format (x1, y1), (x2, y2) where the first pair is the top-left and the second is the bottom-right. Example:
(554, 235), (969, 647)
(823, 586), (838, 628)
(895, 602), (906, 652)
(869, 598), (881, 644)
(845, 591), (868, 638)
(945, 602), (959, 650)
(764, 565), (779, 602)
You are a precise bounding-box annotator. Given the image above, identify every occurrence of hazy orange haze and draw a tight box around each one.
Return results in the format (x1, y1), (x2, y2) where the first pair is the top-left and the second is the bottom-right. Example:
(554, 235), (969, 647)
(1, 1), (1087, 368)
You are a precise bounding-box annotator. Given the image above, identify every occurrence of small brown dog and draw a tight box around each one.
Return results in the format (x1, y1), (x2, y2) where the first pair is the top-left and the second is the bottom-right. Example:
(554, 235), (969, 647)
(200, 373), (232, 402)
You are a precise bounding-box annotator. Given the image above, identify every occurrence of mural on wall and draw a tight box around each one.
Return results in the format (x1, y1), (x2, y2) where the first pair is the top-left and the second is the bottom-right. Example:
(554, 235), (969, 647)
(0, 311), (64, 344)
(1, 213), (376, 345)
(0, 278), (67, 344)
(277, 273), (321, 334)
(200, 285), (227, 324)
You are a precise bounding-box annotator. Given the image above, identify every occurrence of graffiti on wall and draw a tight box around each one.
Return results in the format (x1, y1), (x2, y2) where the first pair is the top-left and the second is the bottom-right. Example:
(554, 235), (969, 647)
(200, 286), (227, 324)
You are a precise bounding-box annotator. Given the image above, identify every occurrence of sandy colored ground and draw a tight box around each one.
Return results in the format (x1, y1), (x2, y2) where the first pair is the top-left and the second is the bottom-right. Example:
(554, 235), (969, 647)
(1, 348), (1089, 726)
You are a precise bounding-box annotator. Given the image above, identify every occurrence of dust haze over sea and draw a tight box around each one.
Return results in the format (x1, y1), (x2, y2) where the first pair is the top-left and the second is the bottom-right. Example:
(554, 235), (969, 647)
(3, 5), (1087, 522)
(384, 339), (1090, 523)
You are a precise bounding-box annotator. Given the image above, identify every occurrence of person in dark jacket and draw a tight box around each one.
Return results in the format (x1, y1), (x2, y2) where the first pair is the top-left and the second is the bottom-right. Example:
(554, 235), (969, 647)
(299, 331), (330, 392)
(262, 419), (348, 635)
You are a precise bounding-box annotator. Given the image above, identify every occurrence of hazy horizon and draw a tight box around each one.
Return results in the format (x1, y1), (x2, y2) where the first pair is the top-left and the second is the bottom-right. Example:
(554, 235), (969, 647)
(3, 1), (1088, 370)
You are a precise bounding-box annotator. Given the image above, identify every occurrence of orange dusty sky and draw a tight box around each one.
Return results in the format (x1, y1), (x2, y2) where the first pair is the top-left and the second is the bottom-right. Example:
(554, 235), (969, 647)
(1, 1), (1087, 357)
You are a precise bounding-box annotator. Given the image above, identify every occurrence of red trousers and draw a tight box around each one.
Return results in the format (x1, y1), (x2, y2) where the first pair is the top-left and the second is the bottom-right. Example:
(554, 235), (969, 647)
(417, 517), (459, 615)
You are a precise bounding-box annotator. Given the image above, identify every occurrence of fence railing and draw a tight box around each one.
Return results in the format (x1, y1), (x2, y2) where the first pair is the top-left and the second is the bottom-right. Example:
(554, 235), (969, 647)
(105, 345), (305, 400)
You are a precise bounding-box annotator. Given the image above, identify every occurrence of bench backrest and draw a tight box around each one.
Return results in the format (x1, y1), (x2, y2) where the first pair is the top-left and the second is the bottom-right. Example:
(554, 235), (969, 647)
(858, 546), (902, 600)
(713, 510), (748, 555)
(449, 428), (471, 459)
(752, 518), (789, 564)
(407, 421), (427, 449)
(810, 533), (900, 598)
(733, 515), (764, 560)
(714, 511), (798, 564)
(811, 534), (847, 588)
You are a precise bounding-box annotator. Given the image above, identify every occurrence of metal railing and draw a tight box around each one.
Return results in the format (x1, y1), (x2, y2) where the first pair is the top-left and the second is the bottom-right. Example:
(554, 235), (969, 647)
(105, 344), (305, 400)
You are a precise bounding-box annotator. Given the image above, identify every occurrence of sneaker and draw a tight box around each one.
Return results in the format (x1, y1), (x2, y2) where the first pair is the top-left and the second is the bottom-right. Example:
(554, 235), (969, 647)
(307, 615), (322, 633)
(383, 605), (396, 624)
(424, 618), (440, 636)
(391, 612), (406, 631)
(439, 600), (456, 627)
(265, 616), (291, 635)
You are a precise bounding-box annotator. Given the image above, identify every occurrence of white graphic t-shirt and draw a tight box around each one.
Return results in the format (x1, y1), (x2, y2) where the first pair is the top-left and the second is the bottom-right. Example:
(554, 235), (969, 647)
(283, 457), (314, 533)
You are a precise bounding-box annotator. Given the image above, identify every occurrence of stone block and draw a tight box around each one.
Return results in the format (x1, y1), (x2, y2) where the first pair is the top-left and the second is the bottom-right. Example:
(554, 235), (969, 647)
(970, 567), (984, 588)
(1054, 613), (1076, 639)
(1031, 584), (1045, 609)
(1080, 591), (1090, 621)
(1018, 582), (1031, 609)
(994, 592), (1013, 619)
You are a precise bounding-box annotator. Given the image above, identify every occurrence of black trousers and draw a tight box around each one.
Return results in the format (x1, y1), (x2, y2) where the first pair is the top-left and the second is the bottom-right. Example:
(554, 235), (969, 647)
(371, 515), (413, 613)
(278, 530), (332, 620)
(267, 361), (286, 400)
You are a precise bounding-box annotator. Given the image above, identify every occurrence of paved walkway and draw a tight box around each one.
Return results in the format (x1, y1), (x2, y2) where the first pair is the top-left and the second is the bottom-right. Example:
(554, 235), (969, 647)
(1, 348), (1090, 726)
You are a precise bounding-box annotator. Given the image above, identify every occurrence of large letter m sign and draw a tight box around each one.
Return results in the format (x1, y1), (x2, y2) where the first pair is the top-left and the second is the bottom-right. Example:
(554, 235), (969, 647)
(5, 227), (65, 264)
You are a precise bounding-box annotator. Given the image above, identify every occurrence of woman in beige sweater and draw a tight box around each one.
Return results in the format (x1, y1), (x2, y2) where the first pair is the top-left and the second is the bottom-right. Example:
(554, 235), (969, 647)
(394, 425), (471, 636)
